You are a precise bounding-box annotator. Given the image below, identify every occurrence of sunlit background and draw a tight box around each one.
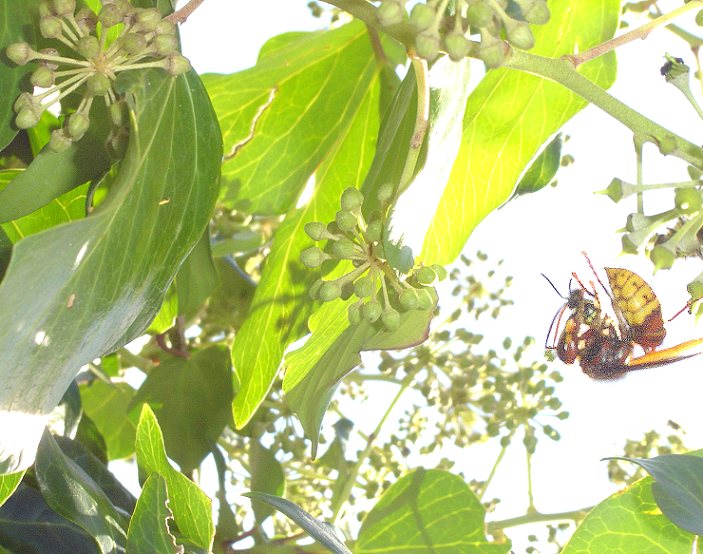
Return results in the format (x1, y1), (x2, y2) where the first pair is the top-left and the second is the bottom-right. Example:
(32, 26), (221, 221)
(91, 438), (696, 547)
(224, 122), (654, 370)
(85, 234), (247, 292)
(164, 0), (703, 550)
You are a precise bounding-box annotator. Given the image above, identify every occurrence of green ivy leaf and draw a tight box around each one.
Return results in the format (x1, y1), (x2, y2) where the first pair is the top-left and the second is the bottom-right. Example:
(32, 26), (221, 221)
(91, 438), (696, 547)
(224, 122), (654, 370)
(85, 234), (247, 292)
(230, 46), (381, 427)
(131, 345), (233, 473)
(0, 68), (221, 474)
(609, 454), (703, 536)
(127, 474), (180, 554)
(204, 21), (378, 214)
(244, 491), (352, 554)
(0, 0), (40, 151)
(421, 0), (620, 263)
(135, 404), (214, 551)
(356, 469), (510, 553)
(80, 380), (139, 461)
(284, 289), (436, 457)
(0, 472), (23, 509)
(562, 473), (694, 552)
(176, 228), (218, 319)
(511, 133), (563, 199)
(35, 430), (128, 553)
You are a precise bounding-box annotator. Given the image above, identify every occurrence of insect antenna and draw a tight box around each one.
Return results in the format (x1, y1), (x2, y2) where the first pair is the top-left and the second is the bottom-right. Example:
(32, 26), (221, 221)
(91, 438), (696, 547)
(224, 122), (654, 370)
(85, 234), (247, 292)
(541, 273), (565, 298)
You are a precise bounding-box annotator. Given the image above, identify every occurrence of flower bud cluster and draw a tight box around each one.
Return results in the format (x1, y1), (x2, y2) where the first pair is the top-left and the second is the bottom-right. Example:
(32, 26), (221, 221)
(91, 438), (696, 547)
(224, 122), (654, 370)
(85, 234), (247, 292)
(6, 0), (191, 152)
(375, 0), (549, 67)
(301, 185), (446, 331)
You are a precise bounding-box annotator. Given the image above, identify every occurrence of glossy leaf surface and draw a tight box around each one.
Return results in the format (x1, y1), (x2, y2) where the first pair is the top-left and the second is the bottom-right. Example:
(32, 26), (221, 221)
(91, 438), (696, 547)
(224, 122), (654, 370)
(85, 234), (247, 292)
(0, 68), (221, 473)
(127, 474), (179, 554)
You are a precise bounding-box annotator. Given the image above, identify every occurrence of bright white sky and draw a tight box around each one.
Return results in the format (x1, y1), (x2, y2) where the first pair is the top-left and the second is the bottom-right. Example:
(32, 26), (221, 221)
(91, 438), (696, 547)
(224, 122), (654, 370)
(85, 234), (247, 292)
(175, 0), (703, 549)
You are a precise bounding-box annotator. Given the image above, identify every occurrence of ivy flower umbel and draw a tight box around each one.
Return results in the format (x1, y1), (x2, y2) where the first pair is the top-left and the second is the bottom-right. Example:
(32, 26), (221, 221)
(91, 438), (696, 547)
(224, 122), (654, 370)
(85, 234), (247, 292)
(301, 184), (446, 331)
(6, 0), (191, 152)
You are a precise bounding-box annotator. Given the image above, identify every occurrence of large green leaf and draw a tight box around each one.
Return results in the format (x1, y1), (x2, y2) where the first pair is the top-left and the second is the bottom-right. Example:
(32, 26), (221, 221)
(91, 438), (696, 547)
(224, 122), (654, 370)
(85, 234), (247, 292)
(230, 43), (382, 427)
(244, 491), (352, 554)
(35, 431), (128, 553)
(80, 380), (139, 461)
(356, 469), (510, 553)
(0, 1), (40, 151)
(203, 21), (378, 215)
(612, 454), (703, 536)
(135, 404), (214, 552)
(0, 484), (97, 553)
(0, 68), (221, 474)
(130, 344), (233, 473)
(284, 289), (436, 457)
(249, 439), (285, 525)
(563, 475), (694, 553)
(421, 0), (620, 263)
(127, 474), (179, 554)
(176, 228), (218, 319)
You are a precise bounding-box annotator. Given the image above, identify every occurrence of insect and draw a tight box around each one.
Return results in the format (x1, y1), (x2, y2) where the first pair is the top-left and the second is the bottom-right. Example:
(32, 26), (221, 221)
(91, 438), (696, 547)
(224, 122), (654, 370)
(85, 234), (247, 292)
(545, 253), (703, 380)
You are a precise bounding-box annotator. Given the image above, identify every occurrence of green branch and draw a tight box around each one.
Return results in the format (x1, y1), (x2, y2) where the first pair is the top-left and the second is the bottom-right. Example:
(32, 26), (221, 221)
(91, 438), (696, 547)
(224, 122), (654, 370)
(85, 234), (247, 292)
(487, 507), (591, 532)
(505, 50), (703, 170)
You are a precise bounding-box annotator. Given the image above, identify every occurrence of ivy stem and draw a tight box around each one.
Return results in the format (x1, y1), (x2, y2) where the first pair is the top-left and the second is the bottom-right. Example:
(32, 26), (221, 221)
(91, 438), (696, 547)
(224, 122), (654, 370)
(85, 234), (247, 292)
(526, 442), (536, 513)
(505, 50), (703, 170)
(565, 0), (703, 67)
(635, 135), (644, 214)
(398, 56), (429, 195)
(329, 369), (417, 522)
(166, 0), (208, 24)
(479, 434), (512, 501)
(487, 508), (592, 532)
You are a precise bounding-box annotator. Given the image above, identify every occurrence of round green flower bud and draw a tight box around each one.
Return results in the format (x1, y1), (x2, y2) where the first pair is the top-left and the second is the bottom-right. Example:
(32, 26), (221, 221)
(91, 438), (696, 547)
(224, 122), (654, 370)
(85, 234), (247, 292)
(444, 32), (472, 61)
(675, 188), (703, 213)
(415, 31), (440, 61)
(520, 0), (550, 24)
(335, 209), (358, 233)
(52, 0), (76, 16)
(15, 107), (41, 129)
(30, 66), (55, 88)
(165, 55), (191, 76)
(305, 221), (327, 241)
(13, 92), (38, 113)
(373, 242), (385, 259)
(67, 112), (90, 140)
(399, 288), (419, 310)
(75, 8), (98, 33)
(99, 4), (125, 27)
(416, 288), (434, 310)
(319, 281), (342, 302)
(354, 276), (374, 298)
(650, 245), (675, 271)
(377, 183), (394, 204)
(86, 73), (112, 96)
(309, 278), (324, 300)
(301, 246), (328, 268)
(120, 33), (148, 56)
(6, 42), (34, 65)
(152, 34), (179, 55)
(362, 300), (382, 323)
(365, 219), (382, 243)
(431, 264), (447, 281)
(76, 35), (100, 59)
(377, 1), (404, 27)
(382, 306), (400, 331)
(348, 303), (362, 325)
(467, 3), (494, 28)
(135, 8), (162, 32)
(110, 101), (127, 126)
(416, 266), (436, 285)
(697, 9), (703, 27)
(39, 1), (53, 17)
(332, 237), (357, 259)
(478, 37), (508, 69)
(49, 129), (72, 152)
(409, 3), (435, 31)
(39, 15), (63, 39)
(156, 19), (177, 36)
(506, 20), (534, 50)
(341, 187), (364, 211)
